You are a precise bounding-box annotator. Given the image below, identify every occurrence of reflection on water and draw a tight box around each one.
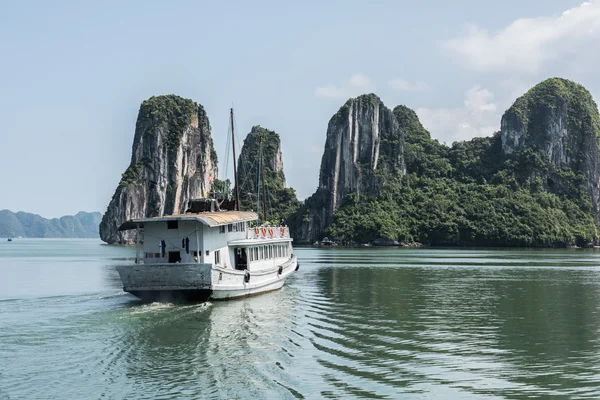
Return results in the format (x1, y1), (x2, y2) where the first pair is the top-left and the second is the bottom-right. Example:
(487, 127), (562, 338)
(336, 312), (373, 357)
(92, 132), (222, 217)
(2, 241), (600, 399)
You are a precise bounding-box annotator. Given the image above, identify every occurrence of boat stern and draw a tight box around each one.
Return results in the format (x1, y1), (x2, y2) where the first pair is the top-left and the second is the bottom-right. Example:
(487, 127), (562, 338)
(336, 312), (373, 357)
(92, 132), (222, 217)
(116, 263), (213, 302)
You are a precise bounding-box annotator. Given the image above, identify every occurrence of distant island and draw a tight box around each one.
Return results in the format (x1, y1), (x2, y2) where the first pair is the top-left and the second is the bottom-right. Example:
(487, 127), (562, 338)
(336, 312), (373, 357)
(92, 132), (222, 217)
(0, 210), (102, 238)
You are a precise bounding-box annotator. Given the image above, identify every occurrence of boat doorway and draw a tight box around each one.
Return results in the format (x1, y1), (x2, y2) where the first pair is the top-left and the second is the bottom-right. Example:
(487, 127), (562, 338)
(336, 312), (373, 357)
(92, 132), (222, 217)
(168, 251), (182, 263)
(234, 248), (247, 270)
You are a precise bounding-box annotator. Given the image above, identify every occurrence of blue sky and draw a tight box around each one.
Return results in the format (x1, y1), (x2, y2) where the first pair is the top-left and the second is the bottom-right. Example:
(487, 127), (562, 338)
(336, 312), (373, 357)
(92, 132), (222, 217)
(1, 0), (597, 217)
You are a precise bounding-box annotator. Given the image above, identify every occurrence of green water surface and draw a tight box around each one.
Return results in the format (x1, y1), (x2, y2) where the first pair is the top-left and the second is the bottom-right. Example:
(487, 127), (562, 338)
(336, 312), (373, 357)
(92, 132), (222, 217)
(1, 239), (600, 399)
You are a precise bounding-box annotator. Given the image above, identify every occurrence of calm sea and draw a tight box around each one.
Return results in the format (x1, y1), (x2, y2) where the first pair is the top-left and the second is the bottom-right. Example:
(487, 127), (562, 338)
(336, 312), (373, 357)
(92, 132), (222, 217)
(1, 239), (600, 399)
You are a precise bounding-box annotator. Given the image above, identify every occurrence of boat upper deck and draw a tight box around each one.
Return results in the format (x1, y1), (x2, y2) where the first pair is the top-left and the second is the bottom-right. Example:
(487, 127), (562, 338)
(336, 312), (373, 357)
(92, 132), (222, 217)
(118, 210), (292, 242)
(118, 211), (258, 231)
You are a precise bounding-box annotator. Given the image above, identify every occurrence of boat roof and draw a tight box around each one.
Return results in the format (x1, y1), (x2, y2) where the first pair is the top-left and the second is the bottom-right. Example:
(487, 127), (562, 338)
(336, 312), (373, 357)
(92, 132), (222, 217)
(118, 211), (258, 231)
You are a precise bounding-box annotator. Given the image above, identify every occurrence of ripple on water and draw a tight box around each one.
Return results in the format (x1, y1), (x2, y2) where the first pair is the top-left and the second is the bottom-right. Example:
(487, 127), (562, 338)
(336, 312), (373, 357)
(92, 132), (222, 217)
(3, 246), (600, 399)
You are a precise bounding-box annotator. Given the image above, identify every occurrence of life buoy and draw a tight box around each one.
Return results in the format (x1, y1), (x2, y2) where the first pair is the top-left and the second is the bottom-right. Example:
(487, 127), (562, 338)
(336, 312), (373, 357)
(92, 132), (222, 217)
(280, 227), (285, 236)
(255, 227), (260, 237)
(244, 271), (250, 283)
(261, 227), (267, 237)
(278, 266), (283, 275)
(268, 228), (274, 238)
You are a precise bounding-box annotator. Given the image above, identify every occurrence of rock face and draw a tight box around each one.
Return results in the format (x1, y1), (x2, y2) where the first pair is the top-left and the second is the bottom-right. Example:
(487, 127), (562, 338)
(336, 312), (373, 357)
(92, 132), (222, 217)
(500, 78), (600, 217)
(294, 94), (405, 242)
(238, 125), (286, 194)
(237, 126), (299, 223)
(100, 95), (217, 244)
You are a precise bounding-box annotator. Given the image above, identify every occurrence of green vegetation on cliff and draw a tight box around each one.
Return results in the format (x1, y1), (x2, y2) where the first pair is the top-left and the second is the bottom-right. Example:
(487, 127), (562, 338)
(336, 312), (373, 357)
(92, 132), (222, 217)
(505, 78), (600, 141)
(138, 95), (196, 150)
(237, 126), (300, 223)
(326, 140), (597, 246)
(295, 78), (600, 247)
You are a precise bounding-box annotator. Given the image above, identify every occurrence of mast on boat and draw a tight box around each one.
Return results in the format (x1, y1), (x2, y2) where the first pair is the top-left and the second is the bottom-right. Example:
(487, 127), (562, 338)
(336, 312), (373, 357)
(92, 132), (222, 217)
(260, 134), (267, 222)
(231, 108), (240, 211)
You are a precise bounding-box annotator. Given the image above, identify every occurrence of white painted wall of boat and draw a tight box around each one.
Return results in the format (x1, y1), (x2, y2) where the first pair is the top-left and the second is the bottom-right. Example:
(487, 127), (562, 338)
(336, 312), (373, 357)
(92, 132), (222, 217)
(141, 221), (295, 273)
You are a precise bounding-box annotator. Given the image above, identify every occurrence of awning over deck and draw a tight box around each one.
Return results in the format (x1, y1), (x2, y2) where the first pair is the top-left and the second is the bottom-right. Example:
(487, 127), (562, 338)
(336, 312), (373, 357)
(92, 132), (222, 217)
(118, 211), (258, 231)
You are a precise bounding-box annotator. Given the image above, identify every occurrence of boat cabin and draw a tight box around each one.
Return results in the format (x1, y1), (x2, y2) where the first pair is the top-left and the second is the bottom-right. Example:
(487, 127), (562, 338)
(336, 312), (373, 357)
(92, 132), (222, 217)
(118, 210), (293, 272)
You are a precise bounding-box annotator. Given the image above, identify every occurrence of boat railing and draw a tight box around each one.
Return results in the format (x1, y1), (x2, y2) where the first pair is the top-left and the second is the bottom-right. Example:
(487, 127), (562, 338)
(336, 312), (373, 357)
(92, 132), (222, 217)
(246, 226), (290, 240)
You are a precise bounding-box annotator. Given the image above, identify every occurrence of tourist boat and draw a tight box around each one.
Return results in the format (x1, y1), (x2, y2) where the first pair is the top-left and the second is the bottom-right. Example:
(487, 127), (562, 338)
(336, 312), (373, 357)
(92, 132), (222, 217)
(7, 238), (12, 242)
(115, 108), (298, 302)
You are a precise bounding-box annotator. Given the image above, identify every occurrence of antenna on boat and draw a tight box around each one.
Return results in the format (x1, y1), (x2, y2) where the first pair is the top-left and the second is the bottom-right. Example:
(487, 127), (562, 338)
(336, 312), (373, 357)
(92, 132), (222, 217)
(231, 108), (240, 211)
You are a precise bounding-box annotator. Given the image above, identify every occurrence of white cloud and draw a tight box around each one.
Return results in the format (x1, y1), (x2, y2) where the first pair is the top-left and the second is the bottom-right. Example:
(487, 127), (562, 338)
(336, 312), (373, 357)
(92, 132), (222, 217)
(314, 73), (374, 99)
(388, 79), (430, 92)
(464, 85), (496, 112)
(416, 85), (500, 144)
(443, 1), (600, 73)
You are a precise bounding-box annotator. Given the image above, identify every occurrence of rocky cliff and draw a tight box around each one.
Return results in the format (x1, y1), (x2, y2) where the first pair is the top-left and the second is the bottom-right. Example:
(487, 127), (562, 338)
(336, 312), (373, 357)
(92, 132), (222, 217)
(100, 95), (217, 244)
(293, 94), (405, 242)
(500, 78), (600, 218)
(237, 126), (299, 223)
(291, 78), (600, 247)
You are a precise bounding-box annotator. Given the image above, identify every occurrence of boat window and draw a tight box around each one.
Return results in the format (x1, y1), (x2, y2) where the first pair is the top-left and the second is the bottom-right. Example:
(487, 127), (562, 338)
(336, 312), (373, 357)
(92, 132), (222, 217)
(228, 224), (233, 232)
(269, 246), (273, 259)
(248, 248), (253, 262)
(277, 245), (281, 258)
(260, 247), (264, 260)
(215, 250), (220, 265)
(254, 247), (258, 261)
(219, 226), (225, 234)
(167, 220), (178, 229)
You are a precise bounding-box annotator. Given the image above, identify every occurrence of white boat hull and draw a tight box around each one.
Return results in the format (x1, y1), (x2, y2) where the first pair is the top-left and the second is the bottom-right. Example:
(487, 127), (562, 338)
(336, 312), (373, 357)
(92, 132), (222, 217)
(116, 256), (298, 302)
(210, 257), (297, 300)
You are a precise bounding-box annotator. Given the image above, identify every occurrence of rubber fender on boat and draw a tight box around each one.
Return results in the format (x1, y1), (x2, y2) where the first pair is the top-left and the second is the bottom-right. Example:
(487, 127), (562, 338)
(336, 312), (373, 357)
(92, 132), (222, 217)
(244, 271), (250, 283)
(295, 263), (300, 271)
(278, 266), (283, 275)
